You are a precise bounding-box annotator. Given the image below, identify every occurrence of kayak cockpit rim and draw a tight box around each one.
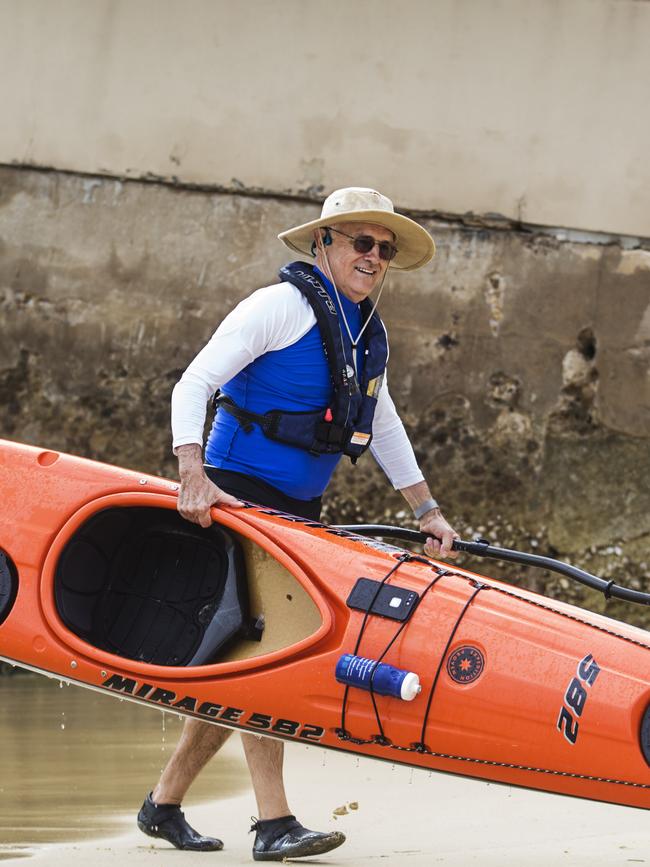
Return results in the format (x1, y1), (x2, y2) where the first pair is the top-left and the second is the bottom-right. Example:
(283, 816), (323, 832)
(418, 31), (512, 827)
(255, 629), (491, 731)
(40, 492), (332, 678)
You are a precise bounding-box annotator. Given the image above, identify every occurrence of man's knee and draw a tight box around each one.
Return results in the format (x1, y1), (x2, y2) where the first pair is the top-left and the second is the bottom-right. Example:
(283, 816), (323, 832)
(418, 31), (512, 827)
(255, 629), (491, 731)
(181, 718), (233, 749)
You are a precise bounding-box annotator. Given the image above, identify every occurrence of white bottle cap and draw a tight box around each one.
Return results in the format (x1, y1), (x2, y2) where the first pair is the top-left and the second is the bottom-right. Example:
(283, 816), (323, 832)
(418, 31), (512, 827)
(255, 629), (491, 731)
(400, 672), (421, 701)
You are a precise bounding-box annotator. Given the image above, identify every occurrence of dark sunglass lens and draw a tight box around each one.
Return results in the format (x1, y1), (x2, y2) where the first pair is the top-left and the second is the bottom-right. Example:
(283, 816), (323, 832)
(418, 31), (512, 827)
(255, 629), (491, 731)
(350, 234), (397, 261)
(352, 236), (375, 254)
(378, 242), (397, 261)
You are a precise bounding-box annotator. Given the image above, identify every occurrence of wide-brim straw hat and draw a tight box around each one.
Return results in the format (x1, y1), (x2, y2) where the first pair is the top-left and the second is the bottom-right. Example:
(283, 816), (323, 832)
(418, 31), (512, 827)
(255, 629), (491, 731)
(278, 187), (435, 271)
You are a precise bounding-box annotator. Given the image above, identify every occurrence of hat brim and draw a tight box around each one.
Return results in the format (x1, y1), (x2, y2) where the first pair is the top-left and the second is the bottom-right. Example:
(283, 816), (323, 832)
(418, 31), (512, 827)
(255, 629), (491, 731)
(278, 210), (435, 271)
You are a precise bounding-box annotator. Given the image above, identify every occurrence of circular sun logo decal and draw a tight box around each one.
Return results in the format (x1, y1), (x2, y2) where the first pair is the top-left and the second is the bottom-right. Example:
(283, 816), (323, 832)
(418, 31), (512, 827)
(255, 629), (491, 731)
(447, 645), (485, 684)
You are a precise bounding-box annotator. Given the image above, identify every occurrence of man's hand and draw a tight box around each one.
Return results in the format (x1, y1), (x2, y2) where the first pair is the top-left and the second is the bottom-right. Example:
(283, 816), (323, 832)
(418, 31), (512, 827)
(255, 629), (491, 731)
(175, 444), (243, 527)
(178, 470), (243, 528)
(398, 481), (459, 560)
(420, 508), (459, 560)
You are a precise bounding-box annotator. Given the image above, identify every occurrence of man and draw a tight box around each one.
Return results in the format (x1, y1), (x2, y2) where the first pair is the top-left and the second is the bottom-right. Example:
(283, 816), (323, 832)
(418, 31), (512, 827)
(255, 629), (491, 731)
(137, 187), (459, 861)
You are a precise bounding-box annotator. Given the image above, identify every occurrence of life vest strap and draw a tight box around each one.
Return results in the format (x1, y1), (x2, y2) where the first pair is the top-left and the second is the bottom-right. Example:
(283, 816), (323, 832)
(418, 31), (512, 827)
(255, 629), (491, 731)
(215, 392), (347, 452)
(214, 393), (281, 437)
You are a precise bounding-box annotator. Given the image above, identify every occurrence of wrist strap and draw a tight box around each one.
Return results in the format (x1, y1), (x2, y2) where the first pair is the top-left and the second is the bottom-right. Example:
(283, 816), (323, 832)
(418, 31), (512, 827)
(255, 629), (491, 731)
(413, 498), (439, 520)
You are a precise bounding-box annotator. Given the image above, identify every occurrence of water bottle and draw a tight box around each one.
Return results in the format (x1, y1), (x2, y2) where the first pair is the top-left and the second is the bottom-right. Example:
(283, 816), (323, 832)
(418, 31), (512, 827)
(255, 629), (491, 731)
(335, 653), (421, 701)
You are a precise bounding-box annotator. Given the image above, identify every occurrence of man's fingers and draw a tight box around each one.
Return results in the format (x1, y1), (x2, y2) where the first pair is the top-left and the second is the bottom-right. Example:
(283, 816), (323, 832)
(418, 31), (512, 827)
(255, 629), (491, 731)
(424, 535), (440, 557)
(176, 477), (244, 527)
(423, 530), (459, 561)
(178, 504), (212, 527)
(197, 510), (213, 528)
(440, 532), (460, 560)
(214, 491), (244, 508)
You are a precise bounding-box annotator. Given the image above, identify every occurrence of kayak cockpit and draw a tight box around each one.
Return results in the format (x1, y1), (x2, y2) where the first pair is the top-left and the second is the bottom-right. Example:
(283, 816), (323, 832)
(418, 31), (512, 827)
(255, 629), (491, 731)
(54, 506), (322, 667)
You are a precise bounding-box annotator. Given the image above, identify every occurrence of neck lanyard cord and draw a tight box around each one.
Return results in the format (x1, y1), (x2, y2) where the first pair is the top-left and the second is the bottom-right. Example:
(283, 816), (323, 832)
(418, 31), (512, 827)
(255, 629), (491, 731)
(319, 252), (388, 370)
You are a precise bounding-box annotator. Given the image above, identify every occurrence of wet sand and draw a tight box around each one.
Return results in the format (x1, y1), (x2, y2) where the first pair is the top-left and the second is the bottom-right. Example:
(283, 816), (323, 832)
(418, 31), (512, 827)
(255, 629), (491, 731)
(2, 677), (650, 865)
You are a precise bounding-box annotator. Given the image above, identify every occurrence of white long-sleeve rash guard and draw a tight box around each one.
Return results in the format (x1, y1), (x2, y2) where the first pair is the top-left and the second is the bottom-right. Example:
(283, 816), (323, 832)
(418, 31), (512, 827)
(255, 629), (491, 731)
(172, 281), (425, 491)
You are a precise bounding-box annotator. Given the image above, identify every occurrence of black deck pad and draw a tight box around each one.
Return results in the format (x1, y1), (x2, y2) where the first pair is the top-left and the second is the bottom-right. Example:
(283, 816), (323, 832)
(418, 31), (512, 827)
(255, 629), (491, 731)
(347, 577), (419, 622)
(54, 507), (251, 666)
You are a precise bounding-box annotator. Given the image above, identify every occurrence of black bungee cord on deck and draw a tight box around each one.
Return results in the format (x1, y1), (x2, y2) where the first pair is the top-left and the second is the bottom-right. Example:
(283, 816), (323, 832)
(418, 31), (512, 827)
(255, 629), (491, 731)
(413, 581), (485, 752)
(338, 553), (410, 742)
(337, 549), (469, 749)
(362, 566), (450, 744)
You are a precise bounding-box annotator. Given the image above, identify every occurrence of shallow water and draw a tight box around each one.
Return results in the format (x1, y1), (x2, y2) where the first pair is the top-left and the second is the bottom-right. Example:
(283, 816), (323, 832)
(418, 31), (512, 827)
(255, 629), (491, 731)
(0, 674), (248, 849)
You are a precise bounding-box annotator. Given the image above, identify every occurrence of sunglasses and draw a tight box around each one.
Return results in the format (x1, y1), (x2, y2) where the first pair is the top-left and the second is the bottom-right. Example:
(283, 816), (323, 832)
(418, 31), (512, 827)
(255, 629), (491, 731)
(327, 227), (398, 261)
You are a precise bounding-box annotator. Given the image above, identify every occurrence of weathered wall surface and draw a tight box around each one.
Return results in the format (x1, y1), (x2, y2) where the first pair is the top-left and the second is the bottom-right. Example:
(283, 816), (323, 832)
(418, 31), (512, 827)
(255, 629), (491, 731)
(1, 166), (649, 623)
(1, 0), (650, 236)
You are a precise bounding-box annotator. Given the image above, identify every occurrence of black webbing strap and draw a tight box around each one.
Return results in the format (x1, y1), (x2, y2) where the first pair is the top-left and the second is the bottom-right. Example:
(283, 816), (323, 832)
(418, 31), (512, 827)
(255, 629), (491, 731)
(213, 393), (279, 436)
(278, 263), (343, 391)
(314, 420), (346, 446)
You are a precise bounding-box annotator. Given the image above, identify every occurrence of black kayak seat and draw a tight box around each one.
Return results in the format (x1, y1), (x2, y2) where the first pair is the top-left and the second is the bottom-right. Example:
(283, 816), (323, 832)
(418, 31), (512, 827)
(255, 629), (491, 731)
(0, 549), (18, 627)
(54, 506), (256, 666)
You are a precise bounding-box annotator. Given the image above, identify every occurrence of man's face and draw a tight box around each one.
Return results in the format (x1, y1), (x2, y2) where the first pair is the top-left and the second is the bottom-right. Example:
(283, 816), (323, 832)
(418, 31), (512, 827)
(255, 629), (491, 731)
(314, 221), (394, 303)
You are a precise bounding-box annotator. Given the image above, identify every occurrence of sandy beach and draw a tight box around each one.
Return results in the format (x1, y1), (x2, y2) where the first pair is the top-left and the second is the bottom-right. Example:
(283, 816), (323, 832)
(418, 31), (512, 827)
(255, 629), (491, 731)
(13, 735), (650, 867)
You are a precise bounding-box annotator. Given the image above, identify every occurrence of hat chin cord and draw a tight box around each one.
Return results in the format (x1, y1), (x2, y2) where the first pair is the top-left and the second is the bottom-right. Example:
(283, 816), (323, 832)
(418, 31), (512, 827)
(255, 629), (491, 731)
(315, 235), (389, 359)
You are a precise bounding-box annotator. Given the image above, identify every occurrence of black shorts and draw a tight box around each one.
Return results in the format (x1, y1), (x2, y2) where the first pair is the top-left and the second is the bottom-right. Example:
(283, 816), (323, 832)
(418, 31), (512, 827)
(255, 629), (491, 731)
(204, 466), (323, 522)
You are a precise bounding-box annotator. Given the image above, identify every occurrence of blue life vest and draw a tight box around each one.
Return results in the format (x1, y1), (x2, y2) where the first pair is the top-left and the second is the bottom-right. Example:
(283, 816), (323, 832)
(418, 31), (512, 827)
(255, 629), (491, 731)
(214, 262), (388, 462)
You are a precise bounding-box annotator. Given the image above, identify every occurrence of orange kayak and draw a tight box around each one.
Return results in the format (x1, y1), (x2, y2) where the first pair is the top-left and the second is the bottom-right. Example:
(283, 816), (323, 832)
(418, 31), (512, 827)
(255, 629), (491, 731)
(1, 439), (650, 809)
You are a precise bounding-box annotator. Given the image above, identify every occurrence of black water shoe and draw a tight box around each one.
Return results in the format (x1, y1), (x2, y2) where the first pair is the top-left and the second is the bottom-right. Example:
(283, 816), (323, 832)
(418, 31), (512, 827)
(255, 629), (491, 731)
(137, 792), (223, 851)
(250, 815), (345, 861)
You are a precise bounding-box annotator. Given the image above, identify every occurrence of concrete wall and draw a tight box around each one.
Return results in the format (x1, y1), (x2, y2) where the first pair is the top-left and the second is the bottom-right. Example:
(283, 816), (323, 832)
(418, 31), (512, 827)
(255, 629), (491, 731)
(2, 165), (649, 624)
(1, 0), (649, 236)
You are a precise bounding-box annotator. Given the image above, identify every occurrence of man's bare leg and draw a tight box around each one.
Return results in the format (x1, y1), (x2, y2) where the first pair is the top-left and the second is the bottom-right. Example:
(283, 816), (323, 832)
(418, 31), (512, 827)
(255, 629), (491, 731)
(137, 719), (230, 850)
(142, 715), (344, 858)
(241, 732), (291, 819)
(242, 732), (345, 860)
(153, 718), (233, 804)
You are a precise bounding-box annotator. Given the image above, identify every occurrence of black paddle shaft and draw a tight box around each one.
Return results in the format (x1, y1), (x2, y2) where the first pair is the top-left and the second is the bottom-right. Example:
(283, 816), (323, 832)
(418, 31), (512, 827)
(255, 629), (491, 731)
(333, 524), (650, 608)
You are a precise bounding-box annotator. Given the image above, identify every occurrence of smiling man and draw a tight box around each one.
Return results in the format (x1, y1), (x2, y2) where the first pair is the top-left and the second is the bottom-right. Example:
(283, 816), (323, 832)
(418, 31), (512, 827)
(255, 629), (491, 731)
(136, 187), (458, 861)
(314, 222), (395, 302)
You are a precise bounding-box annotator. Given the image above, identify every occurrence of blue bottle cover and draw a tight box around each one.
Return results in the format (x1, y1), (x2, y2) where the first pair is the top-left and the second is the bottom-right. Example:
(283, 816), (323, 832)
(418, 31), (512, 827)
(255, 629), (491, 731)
(335, 653), (421, 701)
